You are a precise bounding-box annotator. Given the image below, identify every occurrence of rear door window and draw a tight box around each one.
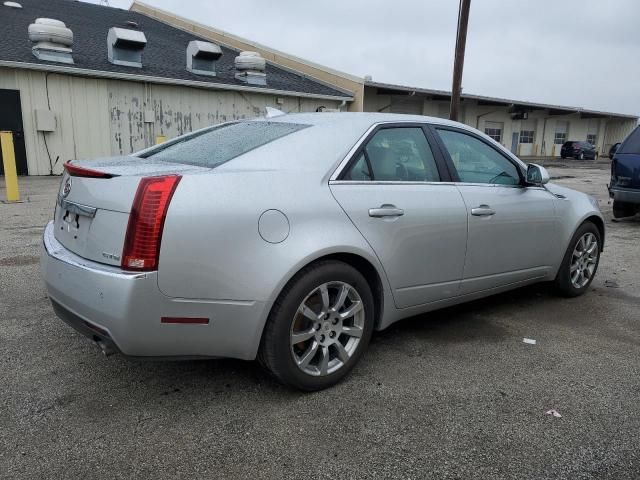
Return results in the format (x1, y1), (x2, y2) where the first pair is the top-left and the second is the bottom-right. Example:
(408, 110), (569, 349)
(343, 127), (440, 182)
(140, 121), (309, 167)
(618, 126), (640, 154)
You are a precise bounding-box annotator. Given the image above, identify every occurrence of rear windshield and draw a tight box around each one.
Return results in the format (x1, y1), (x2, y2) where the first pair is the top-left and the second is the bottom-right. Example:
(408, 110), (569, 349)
(562, 141), (575, 147)
(617, 126), (640, 154)
(140, 121), (309, 167)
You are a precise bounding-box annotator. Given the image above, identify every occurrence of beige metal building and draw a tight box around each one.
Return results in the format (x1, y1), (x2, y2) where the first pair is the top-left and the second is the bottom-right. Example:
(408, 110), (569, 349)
(0, 0), (353, 176)
(364, 82), (637, 158)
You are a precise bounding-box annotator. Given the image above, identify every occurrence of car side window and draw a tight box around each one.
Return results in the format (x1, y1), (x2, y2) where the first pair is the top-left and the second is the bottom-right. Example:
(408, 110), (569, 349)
(343, 152), (371, 181)
(344, 127), (440, 182)
(437, 129), (521, 186)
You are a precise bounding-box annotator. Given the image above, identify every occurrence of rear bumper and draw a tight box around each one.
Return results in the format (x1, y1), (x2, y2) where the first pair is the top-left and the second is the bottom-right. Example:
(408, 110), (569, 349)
(608, 187), (640, 204)
(41, 221), (268, 360)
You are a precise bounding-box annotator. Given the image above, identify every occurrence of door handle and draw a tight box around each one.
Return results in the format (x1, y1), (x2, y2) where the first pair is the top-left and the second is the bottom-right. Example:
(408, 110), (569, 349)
(471, 205), (496, 216)
(368, 204), (405, 218)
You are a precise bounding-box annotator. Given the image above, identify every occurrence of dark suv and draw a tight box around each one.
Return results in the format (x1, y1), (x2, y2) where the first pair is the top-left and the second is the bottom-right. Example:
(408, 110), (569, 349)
(609, 126), (640, 218)
(560, 141), (598, 160)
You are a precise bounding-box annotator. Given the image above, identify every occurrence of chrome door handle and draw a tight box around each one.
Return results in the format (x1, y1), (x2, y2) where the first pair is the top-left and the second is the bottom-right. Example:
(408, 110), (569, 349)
(369, 204), (405, 218)
(471, 205), (496, 216)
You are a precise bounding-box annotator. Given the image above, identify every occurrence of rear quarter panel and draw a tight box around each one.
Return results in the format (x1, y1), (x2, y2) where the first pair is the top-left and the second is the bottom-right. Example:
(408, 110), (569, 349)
(157, 170), (390, 307)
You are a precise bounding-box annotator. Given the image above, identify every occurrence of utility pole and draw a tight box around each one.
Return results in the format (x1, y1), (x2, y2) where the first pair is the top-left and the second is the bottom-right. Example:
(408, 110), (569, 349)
(449, 0), (471, 122)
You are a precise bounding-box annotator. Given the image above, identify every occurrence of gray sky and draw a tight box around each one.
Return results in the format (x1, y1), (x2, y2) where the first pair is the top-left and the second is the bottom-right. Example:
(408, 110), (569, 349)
(84, 0), (640, 115)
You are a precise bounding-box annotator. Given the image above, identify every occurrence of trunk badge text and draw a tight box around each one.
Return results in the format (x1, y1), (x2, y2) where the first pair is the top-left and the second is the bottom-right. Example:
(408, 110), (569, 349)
(102, 252), (121, 261)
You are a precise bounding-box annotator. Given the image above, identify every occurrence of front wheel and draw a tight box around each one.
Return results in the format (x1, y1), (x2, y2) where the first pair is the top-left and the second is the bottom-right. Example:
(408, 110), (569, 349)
(259, 261), (375, 391)
(554, 222), (601, 297)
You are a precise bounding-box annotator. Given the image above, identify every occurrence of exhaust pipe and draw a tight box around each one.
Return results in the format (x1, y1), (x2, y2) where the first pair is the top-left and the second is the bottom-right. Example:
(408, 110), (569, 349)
(95, 339), (115, 357)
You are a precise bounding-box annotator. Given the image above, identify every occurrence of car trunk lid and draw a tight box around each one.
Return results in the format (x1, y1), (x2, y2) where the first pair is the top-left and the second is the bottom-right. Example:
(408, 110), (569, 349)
(53, 156), (208, 267)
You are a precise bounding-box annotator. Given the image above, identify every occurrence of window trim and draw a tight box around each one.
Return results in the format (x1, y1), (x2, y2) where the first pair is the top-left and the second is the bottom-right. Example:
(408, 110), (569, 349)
(333, 122), (453, 183)
(429, 125), (526, 186)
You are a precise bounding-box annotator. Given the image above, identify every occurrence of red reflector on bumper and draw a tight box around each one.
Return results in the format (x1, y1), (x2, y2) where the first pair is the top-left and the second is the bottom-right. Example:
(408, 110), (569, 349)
(161, 317), (209, 325)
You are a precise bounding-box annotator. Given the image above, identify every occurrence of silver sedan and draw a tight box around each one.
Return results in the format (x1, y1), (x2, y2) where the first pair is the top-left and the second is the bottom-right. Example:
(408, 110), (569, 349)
(41, 112), (604, 390)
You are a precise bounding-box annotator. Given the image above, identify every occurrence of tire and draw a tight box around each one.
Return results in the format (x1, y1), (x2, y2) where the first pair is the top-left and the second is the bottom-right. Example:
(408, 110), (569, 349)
(561, 155), (566, 159)
(613, 200), (637, 219)
(554, 222), (601, 297)
(258, 260), (375, 391)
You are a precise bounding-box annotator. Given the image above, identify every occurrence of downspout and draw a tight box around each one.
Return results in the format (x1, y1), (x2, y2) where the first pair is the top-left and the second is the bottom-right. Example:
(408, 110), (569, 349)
(475, 110), (496, 129)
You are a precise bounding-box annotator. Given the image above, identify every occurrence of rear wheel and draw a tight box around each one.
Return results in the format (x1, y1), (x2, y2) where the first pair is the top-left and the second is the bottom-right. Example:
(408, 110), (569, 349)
(259, 261), (374, 391)
(613, 200), (637, 219)
(554, 222), (601, 297)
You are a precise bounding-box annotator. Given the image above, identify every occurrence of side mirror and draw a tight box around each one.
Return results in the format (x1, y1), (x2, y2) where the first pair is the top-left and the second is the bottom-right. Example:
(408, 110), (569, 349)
(526, 163), (550, 186)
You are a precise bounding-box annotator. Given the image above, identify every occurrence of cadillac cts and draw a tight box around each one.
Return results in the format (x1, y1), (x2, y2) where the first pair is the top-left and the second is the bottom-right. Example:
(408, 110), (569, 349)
(41, 113), (604, 390)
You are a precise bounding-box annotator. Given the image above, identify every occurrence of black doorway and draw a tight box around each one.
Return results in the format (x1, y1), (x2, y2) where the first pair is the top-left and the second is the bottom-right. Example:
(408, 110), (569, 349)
(0, 89), (29, 176)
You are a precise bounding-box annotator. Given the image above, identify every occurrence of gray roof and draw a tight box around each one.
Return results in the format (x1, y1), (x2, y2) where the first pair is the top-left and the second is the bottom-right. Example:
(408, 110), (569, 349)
(366, 80), (638, 120)
(0, 0), (352, 100)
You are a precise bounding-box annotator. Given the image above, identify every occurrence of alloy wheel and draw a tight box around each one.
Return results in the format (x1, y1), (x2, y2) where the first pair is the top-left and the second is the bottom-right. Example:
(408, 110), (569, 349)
(570, 232), (598, 288)
(290, 281), (365, 376)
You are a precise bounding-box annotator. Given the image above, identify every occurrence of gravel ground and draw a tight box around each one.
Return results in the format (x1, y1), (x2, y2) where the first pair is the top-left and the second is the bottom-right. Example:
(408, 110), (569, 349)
(1, 162), (638, 480)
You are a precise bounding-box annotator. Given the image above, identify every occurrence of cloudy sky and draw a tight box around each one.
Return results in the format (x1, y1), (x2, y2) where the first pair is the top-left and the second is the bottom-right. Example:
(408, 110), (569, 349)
(85, 0), (640, 115)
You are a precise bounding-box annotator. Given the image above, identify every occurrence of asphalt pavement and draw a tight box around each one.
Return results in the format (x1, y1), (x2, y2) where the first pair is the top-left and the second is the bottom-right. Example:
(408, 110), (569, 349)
(1, 161), (638, 479)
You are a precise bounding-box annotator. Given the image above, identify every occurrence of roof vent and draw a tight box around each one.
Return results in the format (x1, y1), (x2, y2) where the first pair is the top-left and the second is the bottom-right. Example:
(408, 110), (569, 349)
(234, 51), (266, 85)
(186, 40), (222, 77)
(107, 27), (147, 68)
(4, 1), (23, 8)
(28, 18), (74, 64)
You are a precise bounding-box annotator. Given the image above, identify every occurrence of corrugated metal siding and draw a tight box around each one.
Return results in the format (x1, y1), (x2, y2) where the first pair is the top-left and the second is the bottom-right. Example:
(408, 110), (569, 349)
(604, 119), (637, 151)
(0, 66), (339, 175)
(107, 81), (332, 154)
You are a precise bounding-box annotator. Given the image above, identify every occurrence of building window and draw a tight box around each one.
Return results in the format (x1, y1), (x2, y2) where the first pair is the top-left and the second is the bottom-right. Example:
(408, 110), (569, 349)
(554, 121), (569, 144)
(587, 134), (597, 146)
(485, 128), (502, 142)
(519, 130), (534, 144)
(484, 122), (503, 143)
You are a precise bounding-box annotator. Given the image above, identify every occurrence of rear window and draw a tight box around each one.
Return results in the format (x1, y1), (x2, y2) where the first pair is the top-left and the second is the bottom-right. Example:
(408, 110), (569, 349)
(617, 126), (640, 154)
(562, 141), (574, 147)
(141, 121), (309, 167)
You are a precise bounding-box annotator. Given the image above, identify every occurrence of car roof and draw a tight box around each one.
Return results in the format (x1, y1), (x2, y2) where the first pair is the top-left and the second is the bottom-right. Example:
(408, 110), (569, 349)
(266, 112), (466, 130)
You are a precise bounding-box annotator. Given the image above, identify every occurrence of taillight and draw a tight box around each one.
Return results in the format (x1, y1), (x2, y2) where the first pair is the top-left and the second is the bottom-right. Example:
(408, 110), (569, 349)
(64, 160), (114, 178)
(121, 175), (181, 271)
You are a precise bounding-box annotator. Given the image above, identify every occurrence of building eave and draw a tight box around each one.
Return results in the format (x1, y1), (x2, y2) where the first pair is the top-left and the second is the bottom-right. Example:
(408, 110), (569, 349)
(0, 60), (354, 102)
(365, 80), (638, 120)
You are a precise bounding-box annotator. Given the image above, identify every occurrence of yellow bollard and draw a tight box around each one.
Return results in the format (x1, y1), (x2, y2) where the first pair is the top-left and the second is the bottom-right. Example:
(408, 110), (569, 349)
(155, 135), (166, 145)
(0, 131), (20, 202)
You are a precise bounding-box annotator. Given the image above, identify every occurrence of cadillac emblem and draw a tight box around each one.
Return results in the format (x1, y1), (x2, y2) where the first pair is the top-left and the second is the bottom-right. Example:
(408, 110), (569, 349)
(62, 177), (72, 198)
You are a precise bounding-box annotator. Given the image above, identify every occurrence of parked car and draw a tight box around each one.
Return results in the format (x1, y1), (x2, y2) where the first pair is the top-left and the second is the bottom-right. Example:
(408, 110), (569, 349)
(609, 142), (621, 159)
(609, 126), (640, 218)
(41, 113), (605, 391)
(561, 140), (598, 160)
